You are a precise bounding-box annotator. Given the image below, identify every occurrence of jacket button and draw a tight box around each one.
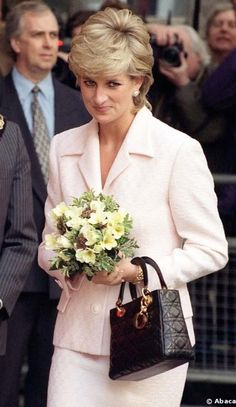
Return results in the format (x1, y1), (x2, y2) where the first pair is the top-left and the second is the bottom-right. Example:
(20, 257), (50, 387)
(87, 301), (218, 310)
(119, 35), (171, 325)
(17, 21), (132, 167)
(55, 279), (63, 289)
(91, 304), (101, 314)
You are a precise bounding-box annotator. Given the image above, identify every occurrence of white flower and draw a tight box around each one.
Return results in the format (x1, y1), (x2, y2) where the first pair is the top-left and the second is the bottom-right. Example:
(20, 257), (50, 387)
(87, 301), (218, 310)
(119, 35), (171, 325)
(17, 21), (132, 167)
(75, 248), (96, 264)
(57, 235), (73, 249)
(90, 200), (105, 213)
(79, 224), (100, 246)
(88, 201), (108, 225)
(50, 202), (68, 220)
(66, 206), (85, 229)
(45, 233), (60, 250)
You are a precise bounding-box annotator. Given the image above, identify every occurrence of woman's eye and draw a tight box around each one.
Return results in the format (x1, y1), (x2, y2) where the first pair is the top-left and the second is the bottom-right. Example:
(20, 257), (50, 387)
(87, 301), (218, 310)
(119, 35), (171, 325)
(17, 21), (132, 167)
(84, 80), (95, 87)
(108, 82), (121, 88)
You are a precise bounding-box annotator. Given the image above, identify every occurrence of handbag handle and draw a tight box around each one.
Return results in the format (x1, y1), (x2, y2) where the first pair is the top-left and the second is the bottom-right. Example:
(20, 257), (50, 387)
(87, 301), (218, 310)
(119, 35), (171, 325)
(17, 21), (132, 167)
(116, 256), (168, 305)
(129, 256), (167, 300)
(141, 256), (168, 289)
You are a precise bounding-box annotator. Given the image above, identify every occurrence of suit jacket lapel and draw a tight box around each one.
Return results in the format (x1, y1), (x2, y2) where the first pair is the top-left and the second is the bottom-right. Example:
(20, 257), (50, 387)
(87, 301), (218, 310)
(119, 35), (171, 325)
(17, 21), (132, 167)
(61, 107), (155, 193)
(78, 124), (102, 192)
(104, 107), (155, 190)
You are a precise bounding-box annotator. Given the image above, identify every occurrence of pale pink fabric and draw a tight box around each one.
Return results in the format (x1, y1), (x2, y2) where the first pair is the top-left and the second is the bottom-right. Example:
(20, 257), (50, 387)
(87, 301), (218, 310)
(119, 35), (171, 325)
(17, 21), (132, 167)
(38, 106), (228, 356)
(47, 348), (188, 407)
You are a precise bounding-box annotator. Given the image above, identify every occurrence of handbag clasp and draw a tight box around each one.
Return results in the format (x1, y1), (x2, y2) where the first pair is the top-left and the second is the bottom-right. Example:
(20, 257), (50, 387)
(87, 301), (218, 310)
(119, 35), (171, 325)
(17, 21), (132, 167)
(134, 289), (153, 329)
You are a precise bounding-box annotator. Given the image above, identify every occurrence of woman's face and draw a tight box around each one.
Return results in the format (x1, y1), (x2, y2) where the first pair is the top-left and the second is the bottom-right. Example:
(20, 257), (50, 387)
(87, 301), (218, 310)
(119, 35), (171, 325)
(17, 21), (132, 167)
(79, 73), (142, 126)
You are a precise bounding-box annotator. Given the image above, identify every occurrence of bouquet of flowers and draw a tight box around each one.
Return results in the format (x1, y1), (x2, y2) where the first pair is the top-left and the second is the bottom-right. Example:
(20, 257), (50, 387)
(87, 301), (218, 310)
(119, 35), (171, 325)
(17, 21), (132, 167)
(45, 190), (138, 280)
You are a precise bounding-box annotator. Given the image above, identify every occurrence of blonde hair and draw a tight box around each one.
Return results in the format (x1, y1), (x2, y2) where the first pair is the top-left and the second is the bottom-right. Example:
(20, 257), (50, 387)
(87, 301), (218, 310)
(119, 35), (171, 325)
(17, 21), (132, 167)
(69, 7), (154, 112)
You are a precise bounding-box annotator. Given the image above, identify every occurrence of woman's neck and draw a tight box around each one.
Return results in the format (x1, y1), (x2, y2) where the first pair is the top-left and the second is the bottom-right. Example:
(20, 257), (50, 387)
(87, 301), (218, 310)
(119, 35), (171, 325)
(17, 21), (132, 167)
(98, 113), (135, 147)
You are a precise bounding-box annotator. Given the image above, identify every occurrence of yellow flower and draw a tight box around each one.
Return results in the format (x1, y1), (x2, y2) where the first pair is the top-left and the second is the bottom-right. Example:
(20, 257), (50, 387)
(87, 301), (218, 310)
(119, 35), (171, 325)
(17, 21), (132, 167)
(50, 202), (68, 220)
(88, 201), (107, 226)
(76, 248), (96, 264)
(110, 224), (125, 239)
(66, 206), (85, 230)
(80, 224), (100, 246)
(57, 235), (73, 249)
(90, 200), (105, 213)
(93, 244), (103, 253)
(88, 211), (107, 226)
(45, 233), (60, 250)
(101, 230), (117, 250)
(107, 212), (125, 239)
(108, 211), (125, 225)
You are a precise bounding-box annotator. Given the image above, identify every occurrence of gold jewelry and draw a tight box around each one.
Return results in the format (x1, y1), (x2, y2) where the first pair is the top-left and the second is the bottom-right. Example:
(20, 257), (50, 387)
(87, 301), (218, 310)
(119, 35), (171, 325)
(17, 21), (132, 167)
(133, 265), (144, 284)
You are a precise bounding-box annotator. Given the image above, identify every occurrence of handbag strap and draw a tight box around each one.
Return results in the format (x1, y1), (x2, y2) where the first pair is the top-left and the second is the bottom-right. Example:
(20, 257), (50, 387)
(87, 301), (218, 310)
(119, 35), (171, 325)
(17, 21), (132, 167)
(116, 256), (168, 305)
(142, 256), (168, 289)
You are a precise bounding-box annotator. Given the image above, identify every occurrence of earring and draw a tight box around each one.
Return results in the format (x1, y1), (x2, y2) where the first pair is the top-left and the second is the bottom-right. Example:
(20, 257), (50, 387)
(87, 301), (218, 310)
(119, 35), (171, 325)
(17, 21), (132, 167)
(133, 90), (140, 97)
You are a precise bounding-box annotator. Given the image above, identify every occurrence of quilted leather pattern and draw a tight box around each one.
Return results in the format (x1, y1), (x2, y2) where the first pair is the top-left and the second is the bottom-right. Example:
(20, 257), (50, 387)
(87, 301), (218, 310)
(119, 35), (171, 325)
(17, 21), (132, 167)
(109, 288), (194, 381)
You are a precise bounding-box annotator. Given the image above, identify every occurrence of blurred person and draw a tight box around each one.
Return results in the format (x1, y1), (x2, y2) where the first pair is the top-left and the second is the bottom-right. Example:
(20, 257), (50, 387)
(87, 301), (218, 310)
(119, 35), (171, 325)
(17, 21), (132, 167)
(202, 48), (236, 113)
(0, 1), (90, 406)
(148, 25), (210, 134)
(0, 0), (13, 76)
(0, 116), (37, 355)
(147, 22), (234, 174)
(202, 48), (236, 233)
(205, 3), (236, 65)
(100, 0), (129, 11)
(54, 10), (96, 89)
(66, 9), (96, 39)
(38, 8), (228, 407)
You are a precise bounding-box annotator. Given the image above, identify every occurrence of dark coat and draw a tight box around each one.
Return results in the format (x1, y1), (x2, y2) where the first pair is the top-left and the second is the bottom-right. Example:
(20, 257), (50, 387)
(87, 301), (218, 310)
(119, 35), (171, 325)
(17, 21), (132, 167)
(0, 118), (38, 354)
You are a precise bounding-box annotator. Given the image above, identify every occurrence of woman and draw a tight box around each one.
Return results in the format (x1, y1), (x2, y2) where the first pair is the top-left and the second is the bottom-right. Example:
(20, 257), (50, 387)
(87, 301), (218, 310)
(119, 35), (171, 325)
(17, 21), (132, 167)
(38, 8), (228, 407)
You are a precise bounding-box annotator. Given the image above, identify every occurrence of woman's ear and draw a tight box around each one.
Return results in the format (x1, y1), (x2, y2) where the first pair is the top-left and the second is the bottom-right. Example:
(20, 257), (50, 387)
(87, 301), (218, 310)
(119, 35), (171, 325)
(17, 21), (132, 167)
(134, 76), (144, 90)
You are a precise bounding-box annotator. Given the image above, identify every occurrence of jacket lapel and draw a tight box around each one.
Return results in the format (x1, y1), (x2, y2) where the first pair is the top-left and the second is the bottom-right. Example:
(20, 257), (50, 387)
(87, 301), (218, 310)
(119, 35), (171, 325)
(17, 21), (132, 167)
(104, 107), (155, 190)
(61, 107), (155, 193)
(78, 125), (102, 192)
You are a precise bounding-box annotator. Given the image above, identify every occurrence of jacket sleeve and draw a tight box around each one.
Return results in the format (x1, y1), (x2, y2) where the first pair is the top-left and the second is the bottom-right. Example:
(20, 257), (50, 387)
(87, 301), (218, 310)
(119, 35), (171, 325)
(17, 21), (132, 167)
(155, 137), (228, 289)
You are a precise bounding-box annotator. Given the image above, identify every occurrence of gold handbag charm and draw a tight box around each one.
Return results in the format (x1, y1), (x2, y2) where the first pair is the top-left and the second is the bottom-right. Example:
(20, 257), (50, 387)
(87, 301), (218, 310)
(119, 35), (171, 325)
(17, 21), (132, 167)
(134, 288), (153, 329)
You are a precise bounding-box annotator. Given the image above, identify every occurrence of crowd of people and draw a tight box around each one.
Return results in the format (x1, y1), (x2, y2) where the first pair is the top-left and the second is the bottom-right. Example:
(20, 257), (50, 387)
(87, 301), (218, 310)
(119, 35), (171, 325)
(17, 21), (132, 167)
(0, 0), (233, 406)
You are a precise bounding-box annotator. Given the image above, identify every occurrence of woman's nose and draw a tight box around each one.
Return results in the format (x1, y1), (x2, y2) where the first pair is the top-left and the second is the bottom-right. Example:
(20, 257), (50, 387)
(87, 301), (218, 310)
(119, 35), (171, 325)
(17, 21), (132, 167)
(93, 87), (108, 104)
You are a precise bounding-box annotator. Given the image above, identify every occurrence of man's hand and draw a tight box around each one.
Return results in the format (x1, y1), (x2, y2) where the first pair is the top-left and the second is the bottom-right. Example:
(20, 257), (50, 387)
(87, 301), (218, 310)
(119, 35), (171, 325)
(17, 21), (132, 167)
(159, 52), (190, 86)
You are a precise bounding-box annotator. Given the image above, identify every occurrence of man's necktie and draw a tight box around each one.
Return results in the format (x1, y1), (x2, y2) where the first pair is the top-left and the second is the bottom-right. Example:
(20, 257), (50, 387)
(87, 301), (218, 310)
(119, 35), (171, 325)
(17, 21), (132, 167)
(31, 85), (50, 183)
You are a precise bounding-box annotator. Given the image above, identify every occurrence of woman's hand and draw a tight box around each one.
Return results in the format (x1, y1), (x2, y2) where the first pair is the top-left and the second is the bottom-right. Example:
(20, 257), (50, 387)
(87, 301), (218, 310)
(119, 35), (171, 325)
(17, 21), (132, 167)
(92, 258), (140, 286)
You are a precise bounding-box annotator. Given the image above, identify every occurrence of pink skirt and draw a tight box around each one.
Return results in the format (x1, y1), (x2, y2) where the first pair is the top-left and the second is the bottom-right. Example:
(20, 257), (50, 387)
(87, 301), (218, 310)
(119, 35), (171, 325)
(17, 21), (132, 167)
(47, 348), (189, 407)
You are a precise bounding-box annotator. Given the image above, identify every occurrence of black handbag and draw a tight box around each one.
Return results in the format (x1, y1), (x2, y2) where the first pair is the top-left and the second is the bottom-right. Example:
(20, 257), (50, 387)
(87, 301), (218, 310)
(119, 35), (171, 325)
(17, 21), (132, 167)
(109, 256), (194, 381)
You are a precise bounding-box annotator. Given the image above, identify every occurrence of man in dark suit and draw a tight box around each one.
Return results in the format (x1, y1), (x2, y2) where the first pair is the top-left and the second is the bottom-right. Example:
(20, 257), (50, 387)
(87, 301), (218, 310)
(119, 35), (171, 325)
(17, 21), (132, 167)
(0, 2), (90, 406)
(0, 116), (37, 356)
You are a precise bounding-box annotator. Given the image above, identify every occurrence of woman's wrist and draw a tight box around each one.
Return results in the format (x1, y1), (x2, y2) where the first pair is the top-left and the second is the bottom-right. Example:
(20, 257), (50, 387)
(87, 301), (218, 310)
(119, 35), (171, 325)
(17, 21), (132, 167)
(132, 265), (144, 284)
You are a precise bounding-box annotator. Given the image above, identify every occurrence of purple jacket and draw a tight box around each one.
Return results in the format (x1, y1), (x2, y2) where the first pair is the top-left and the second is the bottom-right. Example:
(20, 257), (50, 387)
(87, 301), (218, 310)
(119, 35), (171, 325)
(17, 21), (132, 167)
(202, 49), (236, 111)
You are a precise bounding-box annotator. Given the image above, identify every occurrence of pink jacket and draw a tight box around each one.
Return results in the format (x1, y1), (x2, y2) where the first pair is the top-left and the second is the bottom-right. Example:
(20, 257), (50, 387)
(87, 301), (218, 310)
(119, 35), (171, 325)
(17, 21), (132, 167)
(38, 107), (228, 355)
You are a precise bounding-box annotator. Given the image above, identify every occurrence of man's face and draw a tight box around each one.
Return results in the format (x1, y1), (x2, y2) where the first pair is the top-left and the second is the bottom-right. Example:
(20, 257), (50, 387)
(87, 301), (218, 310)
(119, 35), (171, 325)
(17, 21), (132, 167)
(11, 10), (59, 81)
(207, 10), (236, 58)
